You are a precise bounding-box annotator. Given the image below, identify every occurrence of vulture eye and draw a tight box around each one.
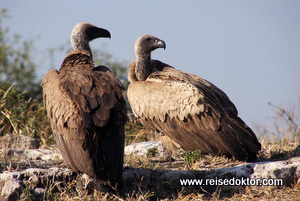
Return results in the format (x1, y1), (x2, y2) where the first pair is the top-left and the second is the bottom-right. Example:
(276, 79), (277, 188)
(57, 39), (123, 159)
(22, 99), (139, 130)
(146, 37), (151, 41)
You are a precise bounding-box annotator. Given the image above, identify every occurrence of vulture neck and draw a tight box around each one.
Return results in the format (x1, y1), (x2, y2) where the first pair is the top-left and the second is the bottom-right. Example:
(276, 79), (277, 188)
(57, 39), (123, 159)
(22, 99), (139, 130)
(71, 36), (93, 58)
(135, 53), (151, 81)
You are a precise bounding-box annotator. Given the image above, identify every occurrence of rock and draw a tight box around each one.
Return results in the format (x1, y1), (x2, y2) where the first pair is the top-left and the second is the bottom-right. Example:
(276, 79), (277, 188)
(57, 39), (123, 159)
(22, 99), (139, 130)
(160, 170), (197, 182)
(0, 167), (76, 186)
(123, 167), (152, 185)
(208, 163), (255, 179)
(20, 167), (76, 182)
(0, 171), (19, 182)
(251, 157), (300, 187)
(0, 167), (76, 200)
(0, 179), (24, 201)
(2, 148), (63, 161)
(0, 148), (64, 171)
(202, 157), (300, 187)
(125, 141), (168, 158)
(30, 188), (45, 201)
(0, 134), (40, 149)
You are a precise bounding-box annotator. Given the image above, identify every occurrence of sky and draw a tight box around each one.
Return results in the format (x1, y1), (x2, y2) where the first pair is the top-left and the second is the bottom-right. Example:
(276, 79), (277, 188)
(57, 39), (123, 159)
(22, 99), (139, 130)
(2, 1), (300, 137)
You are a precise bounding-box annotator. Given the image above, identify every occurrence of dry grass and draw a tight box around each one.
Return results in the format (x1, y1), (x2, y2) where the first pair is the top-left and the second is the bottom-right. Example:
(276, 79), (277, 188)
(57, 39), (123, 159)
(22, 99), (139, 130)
(0, 85), (54, 147)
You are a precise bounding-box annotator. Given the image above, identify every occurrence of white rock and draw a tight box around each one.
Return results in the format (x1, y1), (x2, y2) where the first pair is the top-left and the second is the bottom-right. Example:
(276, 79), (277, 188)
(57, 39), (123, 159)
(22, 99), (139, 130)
(0, 171), (20, 181)
(251, 157), (300, 180)
(125, 141), (168, 157)
(206, 157), (300, 186)
(26, 149), (62, 161)
(32, 187), (45, 198)
(0, 148), (63, 161)
(160, 170), (196, 183)
(211, 163), (255, 178)
(1, 179), (24, 200)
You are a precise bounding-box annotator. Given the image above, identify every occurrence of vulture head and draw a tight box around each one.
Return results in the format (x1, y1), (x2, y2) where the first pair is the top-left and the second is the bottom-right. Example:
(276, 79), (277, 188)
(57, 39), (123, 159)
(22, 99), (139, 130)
(134, 35), (166, 58)
(71, 22), (111, 57)
(134, 35), (166, 81)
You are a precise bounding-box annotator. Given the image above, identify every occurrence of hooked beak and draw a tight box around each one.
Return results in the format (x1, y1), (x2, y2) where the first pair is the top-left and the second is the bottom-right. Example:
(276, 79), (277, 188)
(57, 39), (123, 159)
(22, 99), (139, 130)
(155, 38), (166, 49)
(87, 26), (111, 41)
(97, 27), (111, 39)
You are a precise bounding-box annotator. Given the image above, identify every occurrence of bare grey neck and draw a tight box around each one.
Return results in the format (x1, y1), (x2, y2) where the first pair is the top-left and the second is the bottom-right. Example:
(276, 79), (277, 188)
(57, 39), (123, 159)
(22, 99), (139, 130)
(135, 52), (151, 81)
(71, 34), (92, 58)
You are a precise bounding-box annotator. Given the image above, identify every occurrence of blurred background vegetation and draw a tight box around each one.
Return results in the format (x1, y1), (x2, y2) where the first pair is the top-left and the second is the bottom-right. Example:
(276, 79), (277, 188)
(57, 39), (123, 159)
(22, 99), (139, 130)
(0, 8), (50, 143)
(0, 8), (299, 149)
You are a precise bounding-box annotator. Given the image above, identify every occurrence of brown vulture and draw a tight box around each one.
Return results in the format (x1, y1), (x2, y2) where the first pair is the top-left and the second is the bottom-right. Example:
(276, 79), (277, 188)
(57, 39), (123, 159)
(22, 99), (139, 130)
(127, 35), (261, 161)
(42, 22), (127, 188)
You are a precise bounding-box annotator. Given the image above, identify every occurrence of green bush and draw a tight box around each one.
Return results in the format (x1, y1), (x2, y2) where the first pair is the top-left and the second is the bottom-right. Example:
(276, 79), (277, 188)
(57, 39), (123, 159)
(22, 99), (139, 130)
(181, 150), (202, 164)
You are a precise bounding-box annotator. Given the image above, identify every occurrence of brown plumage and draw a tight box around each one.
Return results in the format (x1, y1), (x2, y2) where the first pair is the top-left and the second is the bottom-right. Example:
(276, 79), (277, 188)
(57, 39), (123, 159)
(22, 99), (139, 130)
(127, 35), (261, 161)
(42, 22), (127, 188)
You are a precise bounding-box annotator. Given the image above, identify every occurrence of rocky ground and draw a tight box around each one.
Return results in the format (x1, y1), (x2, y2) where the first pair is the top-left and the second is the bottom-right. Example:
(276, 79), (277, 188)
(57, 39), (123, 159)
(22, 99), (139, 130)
(0, 134), (299, 200)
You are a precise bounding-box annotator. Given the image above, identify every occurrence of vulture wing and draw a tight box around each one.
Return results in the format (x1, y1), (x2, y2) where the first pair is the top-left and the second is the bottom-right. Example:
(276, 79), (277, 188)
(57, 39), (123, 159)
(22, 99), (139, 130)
(128, 63), (260, 161)
(42, 52), (127, 185)
(150, 60), (238, 116)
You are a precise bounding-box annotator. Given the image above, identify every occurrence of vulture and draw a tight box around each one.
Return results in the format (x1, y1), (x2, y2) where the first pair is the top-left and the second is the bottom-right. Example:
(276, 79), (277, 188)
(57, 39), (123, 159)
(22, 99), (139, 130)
(42, 22), (127, 188)
(127, 35), (261, 161)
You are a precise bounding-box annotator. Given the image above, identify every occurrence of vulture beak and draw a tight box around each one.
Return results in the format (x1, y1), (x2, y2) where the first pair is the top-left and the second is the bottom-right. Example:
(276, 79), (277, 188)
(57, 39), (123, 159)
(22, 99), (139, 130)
(155, 38), (166, 50)
(97, 28), (111, 39)
(87, 26), (111, 41)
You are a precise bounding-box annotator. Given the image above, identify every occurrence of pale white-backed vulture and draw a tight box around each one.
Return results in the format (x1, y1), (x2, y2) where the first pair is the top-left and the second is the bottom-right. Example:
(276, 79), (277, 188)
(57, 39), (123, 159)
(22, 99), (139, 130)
(42, 22), (127, 188)
(127, 35), (261, 161)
